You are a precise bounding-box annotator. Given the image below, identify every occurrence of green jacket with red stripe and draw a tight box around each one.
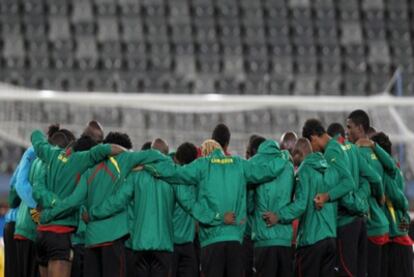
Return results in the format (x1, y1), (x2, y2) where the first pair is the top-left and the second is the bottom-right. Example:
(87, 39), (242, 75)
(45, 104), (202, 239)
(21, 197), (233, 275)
(39, 150), (165, 246)
(358, 146), (389, 237)
(248, 140), (295, 248)
(143, 149), (288, 248)
(87, 153), (228, 251)
(371, 145), (409, 238)
(31, 129), (113, 227)
(15, 158), (45, 241)
(277, 152), (338, 247)
(338, 140), (382, 227)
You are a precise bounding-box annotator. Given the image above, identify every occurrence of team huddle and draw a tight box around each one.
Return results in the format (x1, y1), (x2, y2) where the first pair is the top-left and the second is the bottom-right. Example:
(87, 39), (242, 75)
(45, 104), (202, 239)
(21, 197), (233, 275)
(3, 109), (413, 277)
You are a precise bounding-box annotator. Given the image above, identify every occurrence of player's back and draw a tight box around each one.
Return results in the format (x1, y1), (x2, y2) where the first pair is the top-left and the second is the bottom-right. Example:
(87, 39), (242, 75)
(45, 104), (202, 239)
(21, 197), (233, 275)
(296, 152), (337, 247)
(130, 170), (175, 251)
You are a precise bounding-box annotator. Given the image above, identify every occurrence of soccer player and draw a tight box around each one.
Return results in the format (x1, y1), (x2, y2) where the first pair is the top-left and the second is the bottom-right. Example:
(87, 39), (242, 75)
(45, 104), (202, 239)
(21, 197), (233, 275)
(12, 125), (74, 277)
(211, 123), (231, 155)
(327, 122), (382, 277)
(244, 134), (263, 277)
(142, 139), (288, 277)
(346, 110), (389, 277)
(280, 131), (299, 249)
(4, 164), (25, 277)
(301, 119), (355, 208)
(13, 146), (38, 277)
(30, 128), (127, 277)
(38, 132), (165, 277)
(267, 138), (338, 277)
(171, 142), (199, 277)
(81, 138), (177, 276)
(358, 132), (413, 277)
(249, 137), (295, 276)
(280, 131), (298, 155)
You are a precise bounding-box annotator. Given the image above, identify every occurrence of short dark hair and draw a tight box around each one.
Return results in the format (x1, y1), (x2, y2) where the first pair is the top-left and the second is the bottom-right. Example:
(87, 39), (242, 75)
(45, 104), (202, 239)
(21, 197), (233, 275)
(141, 141), (152, 150)
(302, 119), (326, 140)
(103, 132), (133, 150)
(175, 142), (198, 165)
(371, 132), (392, 155)
(327, 122), (345, 138)
(73, 135), (98, 152)
(348, 110), (370, 132)
(47, 124), (61, 139)
(250, 136), (266, 157)
(47, 124), (75, 148)
(49, 132), (73, 148)
(212, 123), (231, 149)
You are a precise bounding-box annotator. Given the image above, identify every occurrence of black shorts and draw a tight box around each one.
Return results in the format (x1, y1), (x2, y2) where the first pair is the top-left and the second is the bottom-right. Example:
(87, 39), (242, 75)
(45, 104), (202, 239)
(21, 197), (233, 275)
(36, 231), (74, 266)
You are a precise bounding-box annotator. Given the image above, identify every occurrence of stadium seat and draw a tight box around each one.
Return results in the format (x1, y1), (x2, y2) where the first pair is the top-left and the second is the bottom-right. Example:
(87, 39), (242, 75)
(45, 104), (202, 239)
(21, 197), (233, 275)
(0, 0), (411, 97)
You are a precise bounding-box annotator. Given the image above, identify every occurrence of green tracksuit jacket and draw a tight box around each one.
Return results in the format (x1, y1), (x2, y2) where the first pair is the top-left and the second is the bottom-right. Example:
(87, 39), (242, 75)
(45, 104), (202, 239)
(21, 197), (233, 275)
(172, 184), (197, 244)
(15, 158), (45, 241)
(144, 149), (288, 248)
(277, 152), (337, 247)
(358, 146), (389, 236)
(323, 138), (355, 202)
(372, 145), (409, 238)
(338, 140), (382, 226)
(88, 170), (176, 252)
(39, 150), (165, 246)
(248, 140), (295, 248)
(31, 129), (113, 227)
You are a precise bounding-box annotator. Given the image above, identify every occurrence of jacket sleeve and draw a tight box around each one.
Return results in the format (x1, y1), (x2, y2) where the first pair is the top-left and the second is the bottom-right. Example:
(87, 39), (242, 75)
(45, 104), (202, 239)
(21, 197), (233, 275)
(40, 175), (88, 224)
(243, 158), (287, 185)
(373, 144), (398, 178)
(89, 178), (134, 220)
(357, 151), (383, 198)
(383, 174), (409, 212)
(32, 164), (59, 209)
(145, 159), (200, 186)
(358, 148), (385, 198)
(174, 185), (223, 226)
(31, 130), (59, 164)
(124, 150), (167, 172)
(15, 147), (37, 208)
(75, 144), (112, 171)
(277, 172), (309, 224)
(357, 178), (371, 200)
(324, 146), (355, 201)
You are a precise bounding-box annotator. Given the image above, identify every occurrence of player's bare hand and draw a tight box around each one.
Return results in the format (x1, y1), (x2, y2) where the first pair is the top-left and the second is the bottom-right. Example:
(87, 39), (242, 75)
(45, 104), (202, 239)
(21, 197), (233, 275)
(262, 212), (278, 227)
(314, 193), (329, 210)
(30, 208), (41, 224)
(224, 212), (236, 225)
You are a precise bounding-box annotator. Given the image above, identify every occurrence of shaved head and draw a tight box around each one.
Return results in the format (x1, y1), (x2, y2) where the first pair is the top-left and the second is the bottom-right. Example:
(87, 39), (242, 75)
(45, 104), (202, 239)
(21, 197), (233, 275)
(292, 138), (313, 166)
(151, 138), (169, 155)
(280, 132), (298, 154)
(83, 120), (104, 143)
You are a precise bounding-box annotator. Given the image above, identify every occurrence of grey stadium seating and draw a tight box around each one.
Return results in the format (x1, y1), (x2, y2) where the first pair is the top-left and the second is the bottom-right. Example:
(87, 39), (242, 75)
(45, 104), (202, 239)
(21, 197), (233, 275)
(0, 0), (413, 95)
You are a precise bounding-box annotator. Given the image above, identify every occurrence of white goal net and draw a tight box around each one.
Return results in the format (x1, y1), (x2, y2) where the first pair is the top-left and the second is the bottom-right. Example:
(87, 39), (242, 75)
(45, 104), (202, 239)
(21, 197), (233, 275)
(0, 80), (414, 200)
